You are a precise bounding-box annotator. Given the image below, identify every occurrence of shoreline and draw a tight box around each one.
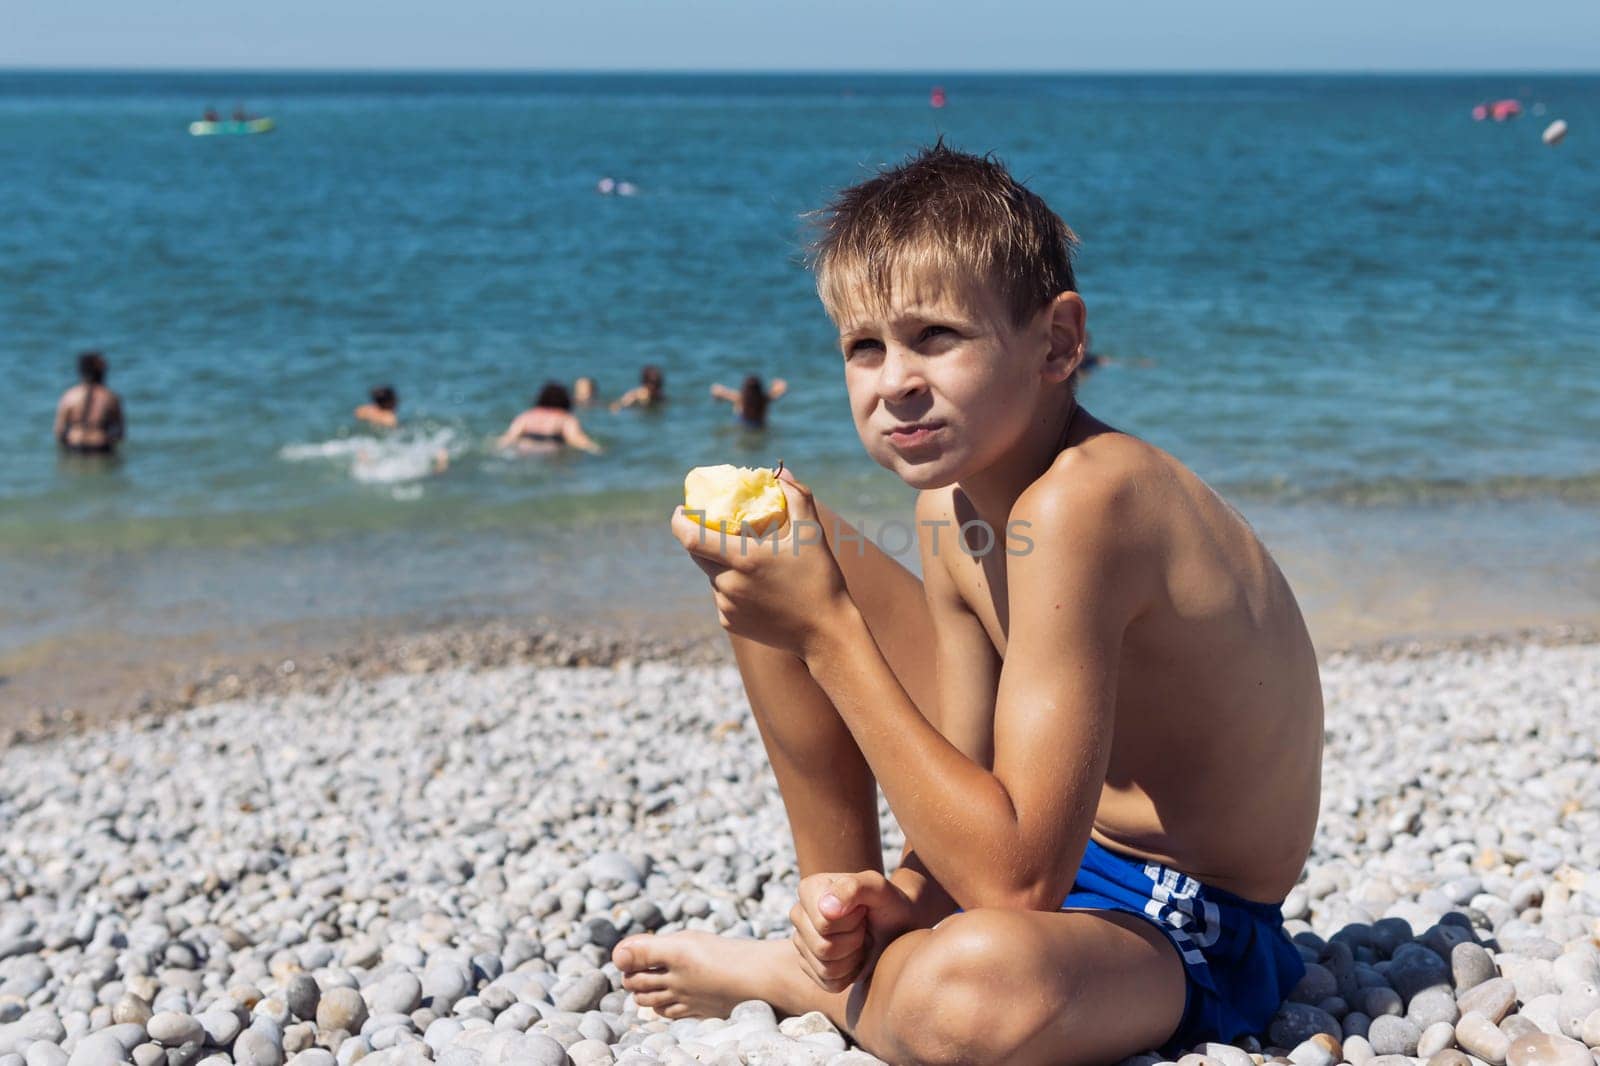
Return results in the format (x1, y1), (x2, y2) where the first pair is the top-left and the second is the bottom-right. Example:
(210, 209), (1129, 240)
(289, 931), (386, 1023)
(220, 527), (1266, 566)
(3, 606), (1595, 750)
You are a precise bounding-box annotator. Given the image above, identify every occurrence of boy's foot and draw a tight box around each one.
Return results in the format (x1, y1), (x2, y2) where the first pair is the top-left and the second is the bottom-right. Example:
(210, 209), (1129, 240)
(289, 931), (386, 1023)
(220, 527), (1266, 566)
(612, 931), (797, 1019)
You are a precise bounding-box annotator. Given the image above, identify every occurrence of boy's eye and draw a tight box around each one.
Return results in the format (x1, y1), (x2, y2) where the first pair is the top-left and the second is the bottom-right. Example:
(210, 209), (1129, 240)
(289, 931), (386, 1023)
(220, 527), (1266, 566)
(846, 338), (884, 358)
(919, 325), (955, 342)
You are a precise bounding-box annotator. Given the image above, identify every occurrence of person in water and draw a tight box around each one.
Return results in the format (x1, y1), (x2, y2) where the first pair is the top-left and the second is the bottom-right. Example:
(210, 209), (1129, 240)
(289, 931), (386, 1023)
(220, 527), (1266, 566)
(573, 376), (600, 407)
(610, 365), (664, 412)
(203, 106), (220, 123)
(354, 385), (400, 428)
(54, 352), (125, 455)
(613, 144), (1322, 1062)
(497, 382), (603, 454)
(710, 374), (788, 429)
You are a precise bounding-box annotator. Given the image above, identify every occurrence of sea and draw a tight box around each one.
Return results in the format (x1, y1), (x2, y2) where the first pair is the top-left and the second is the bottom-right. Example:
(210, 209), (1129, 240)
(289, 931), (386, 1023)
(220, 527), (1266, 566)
(2, 71), (1598, 687)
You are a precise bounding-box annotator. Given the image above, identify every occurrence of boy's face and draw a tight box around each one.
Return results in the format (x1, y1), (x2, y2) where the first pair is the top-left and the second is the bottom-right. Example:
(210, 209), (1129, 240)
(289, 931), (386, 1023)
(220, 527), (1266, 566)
(834, 271), (1065, 491)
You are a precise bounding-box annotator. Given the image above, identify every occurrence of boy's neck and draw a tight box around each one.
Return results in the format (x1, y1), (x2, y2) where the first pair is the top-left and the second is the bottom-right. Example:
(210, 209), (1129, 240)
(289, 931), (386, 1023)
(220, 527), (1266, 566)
(956, 392), (1081, 527)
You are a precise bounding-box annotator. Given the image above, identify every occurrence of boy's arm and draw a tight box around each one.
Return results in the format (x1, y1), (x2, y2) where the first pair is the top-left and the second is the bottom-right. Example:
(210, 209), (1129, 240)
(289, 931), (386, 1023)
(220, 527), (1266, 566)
(889, 491), (1002, 919)
(806, 474), (1150, 911)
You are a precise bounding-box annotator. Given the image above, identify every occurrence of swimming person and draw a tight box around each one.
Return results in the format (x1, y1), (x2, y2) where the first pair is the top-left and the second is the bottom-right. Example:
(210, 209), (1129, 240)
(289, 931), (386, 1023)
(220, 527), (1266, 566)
(53, 352), (125, 455)
(710, 374), (788, 429)
(497, 382), (603, 455)
(354, 385), (400, 428)
(610, 365), (664, 412)
(614, 144), (1323, 1062)
(573, 376), (600, 407)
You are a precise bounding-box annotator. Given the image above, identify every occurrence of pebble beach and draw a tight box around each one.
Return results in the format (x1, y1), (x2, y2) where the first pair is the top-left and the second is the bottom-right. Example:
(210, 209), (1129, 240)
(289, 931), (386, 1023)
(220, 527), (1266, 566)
(4, 638), (1600, 1066)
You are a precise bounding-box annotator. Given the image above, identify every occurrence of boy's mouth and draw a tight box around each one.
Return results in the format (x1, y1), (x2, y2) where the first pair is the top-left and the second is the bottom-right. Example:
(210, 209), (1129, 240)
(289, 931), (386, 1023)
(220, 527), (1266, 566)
(886, 420), (946, 449)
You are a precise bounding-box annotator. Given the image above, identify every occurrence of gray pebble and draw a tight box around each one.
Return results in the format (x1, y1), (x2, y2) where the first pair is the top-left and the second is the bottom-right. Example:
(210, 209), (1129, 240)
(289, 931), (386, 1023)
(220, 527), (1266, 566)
(234, 1031), (284, 1066)
(1344, 1035), (1376, 1066)
(1409, 987), (1460, 1028)
(1370, 1016), (1423, 1056)
(66, 1034), (130, 1066)
(147, 1018), (204, 1051)
(553, 974), (609, 1015)
(284, 978), (320, 1024)
(1452, 944), (1497, 992)
(163, 1043), (204, 1066)
(197, 1011), (241, 1049)
(566, 1039), (613, 1066)
(1417, 1021), (1457, 1057)
(288, 1053), (336, 1066)
(364, 977), (421, 1018)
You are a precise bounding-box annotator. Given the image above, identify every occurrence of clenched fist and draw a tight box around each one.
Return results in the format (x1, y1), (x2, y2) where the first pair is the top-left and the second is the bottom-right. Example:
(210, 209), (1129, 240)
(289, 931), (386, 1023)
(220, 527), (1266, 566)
(789, 871), (916, 992)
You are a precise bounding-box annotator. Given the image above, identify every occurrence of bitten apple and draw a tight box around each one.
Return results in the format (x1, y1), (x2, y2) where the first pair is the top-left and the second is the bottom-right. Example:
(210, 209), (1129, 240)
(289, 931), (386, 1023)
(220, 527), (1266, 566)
(683, 464), (789, 536)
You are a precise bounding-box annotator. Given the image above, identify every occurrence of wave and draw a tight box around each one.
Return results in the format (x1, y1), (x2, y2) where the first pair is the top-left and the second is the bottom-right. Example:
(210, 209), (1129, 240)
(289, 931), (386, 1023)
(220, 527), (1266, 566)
(279, 426), (466, 489)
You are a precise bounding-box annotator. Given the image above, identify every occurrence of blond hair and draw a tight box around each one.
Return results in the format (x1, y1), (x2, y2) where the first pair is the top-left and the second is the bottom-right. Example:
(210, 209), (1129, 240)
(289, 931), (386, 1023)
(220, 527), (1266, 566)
(809, 142), (1079, 327)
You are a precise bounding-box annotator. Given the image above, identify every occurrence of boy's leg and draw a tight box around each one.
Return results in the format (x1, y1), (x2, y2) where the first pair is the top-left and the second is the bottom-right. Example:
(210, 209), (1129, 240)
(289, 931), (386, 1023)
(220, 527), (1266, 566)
(620, 907), (1186, 1065)
(730, 500), (941, 877)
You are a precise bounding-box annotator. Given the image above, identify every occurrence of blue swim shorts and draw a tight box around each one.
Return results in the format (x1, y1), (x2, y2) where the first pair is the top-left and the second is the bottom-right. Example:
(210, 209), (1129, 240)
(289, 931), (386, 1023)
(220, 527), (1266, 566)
(1063, 840), (1305, 1051)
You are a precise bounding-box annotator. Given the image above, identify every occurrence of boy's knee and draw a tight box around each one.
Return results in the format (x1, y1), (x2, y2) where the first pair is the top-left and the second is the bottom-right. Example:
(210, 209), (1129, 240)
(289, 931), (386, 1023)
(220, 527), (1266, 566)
(885, 911), (1041, 1064)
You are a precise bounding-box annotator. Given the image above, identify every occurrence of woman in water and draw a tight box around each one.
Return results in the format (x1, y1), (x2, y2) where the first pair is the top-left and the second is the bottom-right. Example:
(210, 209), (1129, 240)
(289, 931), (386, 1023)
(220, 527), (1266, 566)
(354, 385), (400, 428)
(498, 382), (603, 454)
(610, 365), (664, 412)
(710, 374), (787, 429)
(54, 352), (125, 455)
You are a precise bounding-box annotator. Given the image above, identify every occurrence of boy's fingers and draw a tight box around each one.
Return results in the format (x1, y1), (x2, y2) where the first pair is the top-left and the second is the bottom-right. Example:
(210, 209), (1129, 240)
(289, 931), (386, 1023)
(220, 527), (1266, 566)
(817, 871), (894, 927)
(775, 468), (818, 523)
(789, 902), (865, 964)
(674, 509), (759, 575)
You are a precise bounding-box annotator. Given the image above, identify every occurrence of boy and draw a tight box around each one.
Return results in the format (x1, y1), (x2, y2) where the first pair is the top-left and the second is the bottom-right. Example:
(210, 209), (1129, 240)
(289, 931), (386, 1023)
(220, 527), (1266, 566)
(614, 145), (1323, 1064)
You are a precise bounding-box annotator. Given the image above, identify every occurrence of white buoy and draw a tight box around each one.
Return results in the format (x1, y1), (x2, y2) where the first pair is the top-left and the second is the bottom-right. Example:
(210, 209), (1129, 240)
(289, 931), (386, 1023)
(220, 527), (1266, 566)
(1543, 119), (1568, 146)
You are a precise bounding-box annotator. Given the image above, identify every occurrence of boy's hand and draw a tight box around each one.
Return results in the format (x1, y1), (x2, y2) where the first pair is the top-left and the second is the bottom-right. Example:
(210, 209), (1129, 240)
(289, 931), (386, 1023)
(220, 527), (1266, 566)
(789, 871), (915, 992)
(670, 468), (852, 659)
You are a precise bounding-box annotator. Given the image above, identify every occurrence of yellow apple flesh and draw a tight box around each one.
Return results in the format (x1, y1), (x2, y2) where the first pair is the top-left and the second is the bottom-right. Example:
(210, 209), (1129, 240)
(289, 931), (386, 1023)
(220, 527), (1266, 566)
(683, 464), (789, 536)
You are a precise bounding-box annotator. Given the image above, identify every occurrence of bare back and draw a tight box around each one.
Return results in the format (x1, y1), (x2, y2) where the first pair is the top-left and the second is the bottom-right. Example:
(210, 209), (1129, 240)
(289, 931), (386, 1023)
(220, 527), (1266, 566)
(932, 417), (1322, 902)
(56, 383), (123, 449)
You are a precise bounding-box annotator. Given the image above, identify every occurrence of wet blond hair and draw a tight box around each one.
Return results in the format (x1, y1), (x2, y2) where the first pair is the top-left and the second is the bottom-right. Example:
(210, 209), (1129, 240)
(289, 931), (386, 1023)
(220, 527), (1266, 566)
(809, 142), (1079, 328)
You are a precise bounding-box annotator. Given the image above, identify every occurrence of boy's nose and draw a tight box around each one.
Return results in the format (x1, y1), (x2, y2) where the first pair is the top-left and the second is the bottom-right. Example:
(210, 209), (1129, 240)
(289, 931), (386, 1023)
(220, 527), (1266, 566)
(876, 349), (926, 402)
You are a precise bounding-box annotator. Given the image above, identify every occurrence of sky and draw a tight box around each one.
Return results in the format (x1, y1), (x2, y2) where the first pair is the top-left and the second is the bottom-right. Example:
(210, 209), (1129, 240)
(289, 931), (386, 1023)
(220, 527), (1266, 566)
(4, 0), (1597, 72)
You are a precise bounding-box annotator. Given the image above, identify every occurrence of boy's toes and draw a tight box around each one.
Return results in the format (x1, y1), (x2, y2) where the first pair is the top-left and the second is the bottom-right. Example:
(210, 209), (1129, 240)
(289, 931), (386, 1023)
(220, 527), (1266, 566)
(621, 969), (670, 994)
(612, 934), (656, 974)
(635, 989), (675, 1010)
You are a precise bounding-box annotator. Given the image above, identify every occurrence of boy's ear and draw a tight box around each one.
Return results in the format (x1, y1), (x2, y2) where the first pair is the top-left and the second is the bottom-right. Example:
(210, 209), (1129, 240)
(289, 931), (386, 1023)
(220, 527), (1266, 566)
(1041, 292), (1087, 385)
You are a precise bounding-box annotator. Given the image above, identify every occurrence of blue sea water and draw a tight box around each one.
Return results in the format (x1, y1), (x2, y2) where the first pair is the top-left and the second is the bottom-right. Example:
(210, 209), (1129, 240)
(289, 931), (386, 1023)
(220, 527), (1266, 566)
(2, 72), (1598, 660)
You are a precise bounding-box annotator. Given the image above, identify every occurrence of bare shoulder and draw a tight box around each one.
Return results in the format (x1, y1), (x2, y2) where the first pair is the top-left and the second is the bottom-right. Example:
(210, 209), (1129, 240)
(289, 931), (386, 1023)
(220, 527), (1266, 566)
(1013, 430), (1170, 550)
(1025, 424), (1240, 550)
